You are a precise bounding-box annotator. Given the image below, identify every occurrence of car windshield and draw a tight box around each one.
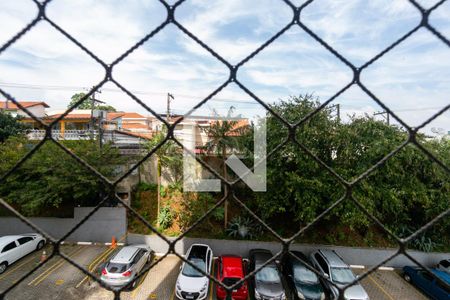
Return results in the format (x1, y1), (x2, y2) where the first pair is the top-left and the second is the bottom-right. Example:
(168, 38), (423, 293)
(106, 263), (129, 273)
(330, 267), (356, 284)
(223, 277), (243, 289)
(182, 258), (206, 277)
(293, 264), (319, 284)
(255, 266), (280, 283)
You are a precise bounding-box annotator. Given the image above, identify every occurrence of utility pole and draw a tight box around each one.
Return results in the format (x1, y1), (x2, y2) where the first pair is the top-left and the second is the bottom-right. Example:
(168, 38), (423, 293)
(88, 87), (105, 144)
(166, 93), (174, 123)
(374, 110), (390, 125)
(330, 104), (340, 123)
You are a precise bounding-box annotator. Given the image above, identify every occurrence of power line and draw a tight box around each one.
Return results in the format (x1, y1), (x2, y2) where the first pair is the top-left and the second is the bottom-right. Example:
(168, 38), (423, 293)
(0, 81), (448, 113)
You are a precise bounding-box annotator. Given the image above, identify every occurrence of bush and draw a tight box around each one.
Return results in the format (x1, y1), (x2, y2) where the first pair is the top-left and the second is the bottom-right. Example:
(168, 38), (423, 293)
(136, 182), (157, 192)
(226, 216), (263, 240)
(158, 206), (173, 230)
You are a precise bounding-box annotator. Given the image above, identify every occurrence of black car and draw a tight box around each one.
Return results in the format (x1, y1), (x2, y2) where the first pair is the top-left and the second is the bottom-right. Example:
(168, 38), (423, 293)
(282, 251), (325, 300)
(248, 249), (286, 300)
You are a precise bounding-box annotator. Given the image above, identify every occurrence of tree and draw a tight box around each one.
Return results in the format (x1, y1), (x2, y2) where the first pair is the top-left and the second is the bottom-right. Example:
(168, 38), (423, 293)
(145, 129), (182, 226)
(0, 139), (124, 215)
(68, 92), (116, 112)
(201, 107), (244, 228)
(0, 111), (28, 143)
(243, 95), (449, 247)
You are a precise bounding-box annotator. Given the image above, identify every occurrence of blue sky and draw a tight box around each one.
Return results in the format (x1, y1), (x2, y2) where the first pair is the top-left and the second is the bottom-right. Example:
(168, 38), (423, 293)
(0, 0), (449, 135)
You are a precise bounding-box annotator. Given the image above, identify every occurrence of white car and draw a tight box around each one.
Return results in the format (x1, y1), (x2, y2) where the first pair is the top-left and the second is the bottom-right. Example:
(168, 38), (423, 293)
(175, 244), (213, 300)
(437, 259), (450, 274)
(0, 234), (46, 274)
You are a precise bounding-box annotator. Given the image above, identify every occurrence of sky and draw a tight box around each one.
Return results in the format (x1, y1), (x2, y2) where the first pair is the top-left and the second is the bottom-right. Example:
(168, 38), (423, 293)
(0, 0), (449, 135)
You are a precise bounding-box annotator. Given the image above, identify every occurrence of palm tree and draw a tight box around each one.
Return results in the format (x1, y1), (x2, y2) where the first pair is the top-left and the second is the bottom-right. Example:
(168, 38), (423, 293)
(202, 107), (243, 228)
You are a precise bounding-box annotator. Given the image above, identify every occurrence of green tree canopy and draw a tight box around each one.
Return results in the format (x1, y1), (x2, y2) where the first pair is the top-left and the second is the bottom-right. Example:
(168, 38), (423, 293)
(0, 138), (124, 216)
(68, 92), (116, 112)
(0, 111), (28, 142)
(243, 95), (449, 245)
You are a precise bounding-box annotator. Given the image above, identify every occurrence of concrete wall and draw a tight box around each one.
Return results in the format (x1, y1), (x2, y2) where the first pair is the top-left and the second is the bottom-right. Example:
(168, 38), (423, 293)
(0, 207), (126, 243)
(127, 234), (449, 268)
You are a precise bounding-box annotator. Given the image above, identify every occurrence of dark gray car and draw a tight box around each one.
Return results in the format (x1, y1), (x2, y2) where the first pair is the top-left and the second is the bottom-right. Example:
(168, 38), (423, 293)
(249, 249), (286, 300)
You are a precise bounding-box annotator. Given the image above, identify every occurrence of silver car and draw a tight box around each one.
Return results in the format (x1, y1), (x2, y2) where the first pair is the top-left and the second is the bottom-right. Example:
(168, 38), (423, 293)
(100, 245), (152, 288)
(310, 249), (369, 300)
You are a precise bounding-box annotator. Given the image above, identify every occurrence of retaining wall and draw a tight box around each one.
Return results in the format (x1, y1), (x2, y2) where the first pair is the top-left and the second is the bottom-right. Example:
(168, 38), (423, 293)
(0, 207), (126, 243)
(127, 233), (449, 268)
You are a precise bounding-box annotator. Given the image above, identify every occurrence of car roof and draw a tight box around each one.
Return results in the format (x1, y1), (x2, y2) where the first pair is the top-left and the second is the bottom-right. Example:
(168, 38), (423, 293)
(433, 269), (450, 284)
(110, 246), (139, 263)
(221, 256), (244, 278)
(318, 249), (347, 268)
(0, 235), (21, 245)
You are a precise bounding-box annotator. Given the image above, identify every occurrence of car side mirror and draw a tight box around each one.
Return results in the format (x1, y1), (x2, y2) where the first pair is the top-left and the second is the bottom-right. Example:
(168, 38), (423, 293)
(324, 273), (329, 279)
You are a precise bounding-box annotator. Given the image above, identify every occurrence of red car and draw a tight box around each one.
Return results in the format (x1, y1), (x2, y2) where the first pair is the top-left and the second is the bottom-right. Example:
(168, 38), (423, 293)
(216, 255), (248, 300)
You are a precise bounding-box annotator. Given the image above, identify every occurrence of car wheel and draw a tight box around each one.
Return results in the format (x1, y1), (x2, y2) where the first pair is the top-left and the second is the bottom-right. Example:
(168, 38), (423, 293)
(0, 262), (7, 274)
(403, 274), (411, 282)
(36, 240), (45, 251)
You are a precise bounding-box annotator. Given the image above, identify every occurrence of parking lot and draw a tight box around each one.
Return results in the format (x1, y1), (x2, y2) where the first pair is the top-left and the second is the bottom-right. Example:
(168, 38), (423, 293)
(0, 246), (432, 300)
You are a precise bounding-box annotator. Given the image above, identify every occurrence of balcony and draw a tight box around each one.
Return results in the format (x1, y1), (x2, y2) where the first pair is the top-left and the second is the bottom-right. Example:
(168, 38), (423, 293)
(27, 130), (98, 140)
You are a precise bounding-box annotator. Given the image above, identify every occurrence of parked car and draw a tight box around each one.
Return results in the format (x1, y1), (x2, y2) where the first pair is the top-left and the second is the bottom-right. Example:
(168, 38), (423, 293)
(216, 255), (248, 300)
(310, 249), (369, 300)
(175, 244), (213, 300)
(0, 234), (46, 274)
(100, 244), (152, 288)
(437, 259), (450, 274)
(282, 251), (325, 300)
(248, 249), (286, 300)
(403, 266), (450, 300)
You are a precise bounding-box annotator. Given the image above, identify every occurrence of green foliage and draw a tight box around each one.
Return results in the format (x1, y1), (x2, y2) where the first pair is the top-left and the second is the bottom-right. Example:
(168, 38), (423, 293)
(146, 130), (183, 182)
(68, 92), (116, 111)
(136, 182), (157, 192)
(244, 95), (449, 247)
(0, 139), (124, 215)
(158, 206), (173, 230)
(226, 216), (263, 240)
(0, 111), (28, 142)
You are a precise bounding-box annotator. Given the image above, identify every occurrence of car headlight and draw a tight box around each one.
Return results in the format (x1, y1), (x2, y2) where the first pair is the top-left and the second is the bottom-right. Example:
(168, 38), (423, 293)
(200, 282), (208, 293)
(320, 292), (326, 300)
(176, 281), (181, 291)
(280, 292), (286, 300)
(297, 291), (306, 299)
(254, 290), (261, 300)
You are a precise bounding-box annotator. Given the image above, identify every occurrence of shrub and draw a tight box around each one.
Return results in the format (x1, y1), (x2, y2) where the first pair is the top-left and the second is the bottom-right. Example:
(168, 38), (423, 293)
(226, 216), (263, 240)
(158, 206), (173, 230)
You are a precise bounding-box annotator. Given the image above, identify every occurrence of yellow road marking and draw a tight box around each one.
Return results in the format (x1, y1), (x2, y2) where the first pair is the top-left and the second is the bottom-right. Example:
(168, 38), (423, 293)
(28, 246), (84, 286)
(149, 293), (156, 299)
(368, 273), (396, 300)
(209, 259), (215, 300)
(0, 251), (42, 280)
(75, 234), (127, 288)
(75, 247), (114, 288)
(55, 279), (64, 285)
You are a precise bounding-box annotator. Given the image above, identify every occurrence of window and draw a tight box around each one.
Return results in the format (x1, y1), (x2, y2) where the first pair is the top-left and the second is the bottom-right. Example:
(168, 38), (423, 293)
(419, 271), (433, 282)
(18, 237), (33, 245)
(2, 242), (17, 253)
(439, 260), (450, 268)
(133, 250), (143, 264)
(255, 266), (281, 283)
(315, 254), (329, 275)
